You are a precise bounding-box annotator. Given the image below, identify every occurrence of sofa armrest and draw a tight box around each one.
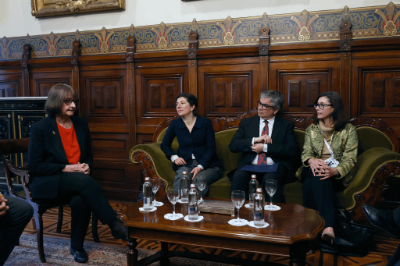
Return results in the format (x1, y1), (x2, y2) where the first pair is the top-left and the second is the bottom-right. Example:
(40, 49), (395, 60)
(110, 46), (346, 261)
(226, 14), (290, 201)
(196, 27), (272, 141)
(335, 147), (400, 223)
(129, 143), (176, 194)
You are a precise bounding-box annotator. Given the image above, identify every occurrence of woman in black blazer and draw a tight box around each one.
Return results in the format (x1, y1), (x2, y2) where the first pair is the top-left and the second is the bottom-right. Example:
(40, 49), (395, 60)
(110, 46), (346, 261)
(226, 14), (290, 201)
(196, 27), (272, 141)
(160, 93), (222, 196)
(27, 84), (127, 263)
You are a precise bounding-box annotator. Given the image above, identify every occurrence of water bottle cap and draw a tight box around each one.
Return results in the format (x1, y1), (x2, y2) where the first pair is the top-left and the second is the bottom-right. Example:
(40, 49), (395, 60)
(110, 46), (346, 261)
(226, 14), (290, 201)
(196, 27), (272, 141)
(183, 171), (187, 175)
(251, 175), (256, 179)
(145, 177), (150, 181)
(190, 184), (196, 188)
(256, 188), (262, 193)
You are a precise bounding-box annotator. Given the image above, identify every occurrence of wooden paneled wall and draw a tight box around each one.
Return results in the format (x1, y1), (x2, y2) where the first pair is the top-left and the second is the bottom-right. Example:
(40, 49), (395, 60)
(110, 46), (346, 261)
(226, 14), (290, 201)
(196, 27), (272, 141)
(1, 28), (400, 201)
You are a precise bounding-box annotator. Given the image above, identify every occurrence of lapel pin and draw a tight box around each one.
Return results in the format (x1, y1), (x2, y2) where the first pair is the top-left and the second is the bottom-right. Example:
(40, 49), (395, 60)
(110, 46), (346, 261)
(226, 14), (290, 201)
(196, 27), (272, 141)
(52, 131), (56, 135)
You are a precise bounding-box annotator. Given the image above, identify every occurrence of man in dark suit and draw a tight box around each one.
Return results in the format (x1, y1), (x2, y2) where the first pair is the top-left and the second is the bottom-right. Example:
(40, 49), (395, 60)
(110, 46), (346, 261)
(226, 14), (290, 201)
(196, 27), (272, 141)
(229, 90), (298, 203)
(0, 194), (34, 266)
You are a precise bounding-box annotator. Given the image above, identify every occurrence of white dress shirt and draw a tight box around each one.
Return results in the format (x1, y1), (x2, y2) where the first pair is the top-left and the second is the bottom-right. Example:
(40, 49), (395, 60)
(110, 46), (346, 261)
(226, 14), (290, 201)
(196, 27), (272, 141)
(250, 117), (275, 165)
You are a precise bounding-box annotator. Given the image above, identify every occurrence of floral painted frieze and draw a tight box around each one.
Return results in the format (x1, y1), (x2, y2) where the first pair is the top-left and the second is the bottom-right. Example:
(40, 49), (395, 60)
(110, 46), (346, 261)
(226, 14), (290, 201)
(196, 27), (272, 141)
(376, 2), (400, 37)
(216, 16), (242, 45)
(1, 2), (400, 61)
(151, 22), (174, 50)
(291, 10), (319, 41)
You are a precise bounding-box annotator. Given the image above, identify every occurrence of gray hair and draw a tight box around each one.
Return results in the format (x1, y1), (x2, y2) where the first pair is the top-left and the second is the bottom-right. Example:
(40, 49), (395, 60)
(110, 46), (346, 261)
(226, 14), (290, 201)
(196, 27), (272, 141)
(45, 84), (77, 116)
(260, 90), (283, 109)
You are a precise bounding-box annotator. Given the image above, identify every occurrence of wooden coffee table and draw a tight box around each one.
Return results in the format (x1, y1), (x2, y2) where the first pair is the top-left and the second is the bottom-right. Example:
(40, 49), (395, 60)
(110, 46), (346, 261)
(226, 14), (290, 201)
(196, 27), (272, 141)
(123, 198), (324, 266)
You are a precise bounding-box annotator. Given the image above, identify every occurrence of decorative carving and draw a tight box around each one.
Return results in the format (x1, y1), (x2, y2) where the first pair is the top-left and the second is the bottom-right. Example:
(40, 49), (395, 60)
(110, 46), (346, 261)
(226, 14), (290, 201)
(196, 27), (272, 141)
(187, 31), (198, 59)
(340, 6), (352, 51)
(31, 0), (125, 18)
(216, 16), (242, 46)
(71, 40), (80, 65)
(259, 26), (270, 56)
(43, 32), (61, 56)
(0, 37), (12, 60)
(126, 36), (136, 62)
(290, 10), (319, 41)
(129, 24), (135, 36)
(151, 22), (174, 50)
(94, 27), (114, 54)
(375, 2), (400, 37)
(191, 18), (198, 32)
(75, 30), (81, 41)
(21, 44), (31, 68)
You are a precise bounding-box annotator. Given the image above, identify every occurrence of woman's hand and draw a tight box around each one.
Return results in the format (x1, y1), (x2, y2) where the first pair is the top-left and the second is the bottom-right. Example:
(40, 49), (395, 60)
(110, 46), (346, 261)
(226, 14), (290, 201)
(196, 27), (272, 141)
(63, 162), (90, 175)
(191, 167), (202, 180)
(174, 157), (186, 166)
(308, 158), (327, 177)
(319, 167), (338, 180)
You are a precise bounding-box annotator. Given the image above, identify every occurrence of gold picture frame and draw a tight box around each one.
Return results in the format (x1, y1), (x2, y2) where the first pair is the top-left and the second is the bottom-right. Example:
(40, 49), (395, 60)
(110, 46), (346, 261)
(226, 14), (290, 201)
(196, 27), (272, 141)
(31, 0), (125, 18)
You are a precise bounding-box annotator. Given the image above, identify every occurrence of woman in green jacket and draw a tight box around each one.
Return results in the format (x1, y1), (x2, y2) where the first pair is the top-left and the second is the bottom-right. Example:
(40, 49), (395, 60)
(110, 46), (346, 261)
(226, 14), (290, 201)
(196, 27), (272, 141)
(301, 91), (358, 242)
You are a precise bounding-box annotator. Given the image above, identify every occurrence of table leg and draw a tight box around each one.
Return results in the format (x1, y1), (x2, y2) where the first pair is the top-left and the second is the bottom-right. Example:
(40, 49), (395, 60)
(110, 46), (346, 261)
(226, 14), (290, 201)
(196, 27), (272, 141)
(160, 242), (170, 266)
(289, 242), (306, 266)
(127, 238), (138, 266)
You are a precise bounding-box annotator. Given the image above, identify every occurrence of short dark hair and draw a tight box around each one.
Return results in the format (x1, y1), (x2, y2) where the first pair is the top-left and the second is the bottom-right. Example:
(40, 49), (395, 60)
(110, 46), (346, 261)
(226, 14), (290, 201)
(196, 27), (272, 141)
(260, 90), (284, 110)
(45, 84), (78, 116)
(176, 93), (198, 116)
(313, 91), (348, 131)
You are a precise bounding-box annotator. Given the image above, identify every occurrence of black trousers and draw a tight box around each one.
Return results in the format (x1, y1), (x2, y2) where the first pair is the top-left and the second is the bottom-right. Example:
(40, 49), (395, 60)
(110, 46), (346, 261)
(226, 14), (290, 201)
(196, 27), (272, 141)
(230, 164), (288, 203)
(55, 172), (117, 250)
(301, 167), (344, 229)
(0, 196), (34, 266)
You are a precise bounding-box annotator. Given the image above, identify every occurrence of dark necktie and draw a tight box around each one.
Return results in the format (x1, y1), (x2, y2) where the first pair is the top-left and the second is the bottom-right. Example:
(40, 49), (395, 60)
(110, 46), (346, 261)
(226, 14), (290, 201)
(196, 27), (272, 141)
(257, 120), (269, 165)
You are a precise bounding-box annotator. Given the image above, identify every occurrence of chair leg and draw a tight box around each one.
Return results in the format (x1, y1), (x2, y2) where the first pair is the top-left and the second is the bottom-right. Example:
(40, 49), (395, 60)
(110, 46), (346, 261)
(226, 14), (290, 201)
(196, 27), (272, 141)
(92, 212), (100, 243)
(34, 212), (46, 263)
(56, 206), (63, 233)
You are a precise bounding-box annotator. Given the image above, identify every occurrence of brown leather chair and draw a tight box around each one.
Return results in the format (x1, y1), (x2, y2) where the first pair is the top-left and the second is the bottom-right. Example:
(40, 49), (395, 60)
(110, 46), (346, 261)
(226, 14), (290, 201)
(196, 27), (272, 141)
(0, 138), (99, 263)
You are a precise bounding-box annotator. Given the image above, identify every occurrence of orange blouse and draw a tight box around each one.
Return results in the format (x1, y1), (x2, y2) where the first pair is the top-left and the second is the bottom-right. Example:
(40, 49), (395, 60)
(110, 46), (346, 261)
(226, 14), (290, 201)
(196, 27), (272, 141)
(57, 123), (81, 164)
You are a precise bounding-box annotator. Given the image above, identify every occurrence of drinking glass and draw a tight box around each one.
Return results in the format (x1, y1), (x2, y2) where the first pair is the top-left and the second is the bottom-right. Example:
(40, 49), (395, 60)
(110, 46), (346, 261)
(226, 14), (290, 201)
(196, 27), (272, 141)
(228, 190), (248, 226)
(166, 187), (182, 219)
(264, 180), (281, 211)
(196, 176), (206, 204)
(151, 177), (163, 206)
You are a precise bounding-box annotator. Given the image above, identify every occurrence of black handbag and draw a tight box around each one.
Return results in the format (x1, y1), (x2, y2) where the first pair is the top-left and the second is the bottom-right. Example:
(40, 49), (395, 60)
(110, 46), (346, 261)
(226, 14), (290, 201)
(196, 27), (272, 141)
(319, 208), (375, 257)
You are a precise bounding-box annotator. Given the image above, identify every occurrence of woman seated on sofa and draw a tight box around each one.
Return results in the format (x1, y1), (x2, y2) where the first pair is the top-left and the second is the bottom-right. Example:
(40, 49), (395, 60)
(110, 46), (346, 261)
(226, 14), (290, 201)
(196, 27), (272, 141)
(301, 91), (358, 242)
(160, 93), (222, 196)
(27, 84), (127, 263)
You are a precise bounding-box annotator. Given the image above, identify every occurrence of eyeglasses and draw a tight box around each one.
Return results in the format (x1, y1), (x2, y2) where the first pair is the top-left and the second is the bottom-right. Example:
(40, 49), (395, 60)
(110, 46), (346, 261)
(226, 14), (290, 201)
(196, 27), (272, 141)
(63, 99), (80, 105)
(314, 103), (332, 110)
(257, 101), (274, 109)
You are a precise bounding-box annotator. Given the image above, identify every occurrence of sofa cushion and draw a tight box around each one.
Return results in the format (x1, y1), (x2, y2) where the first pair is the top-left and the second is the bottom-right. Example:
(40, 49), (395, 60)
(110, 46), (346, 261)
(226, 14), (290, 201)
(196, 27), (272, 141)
(356, 126), (393, 154)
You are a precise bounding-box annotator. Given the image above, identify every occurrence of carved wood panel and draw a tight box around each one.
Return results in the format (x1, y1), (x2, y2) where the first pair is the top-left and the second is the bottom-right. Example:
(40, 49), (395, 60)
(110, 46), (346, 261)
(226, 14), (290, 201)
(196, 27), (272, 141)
(80, 69), (127, 119)
(91, 132), (131, 160)
(0, 71), (24, 97)
(269, 59), (341, 115)
(361, 71), (400, 114)
(29, 70), (72, 96)
(198, 63), (259, 117)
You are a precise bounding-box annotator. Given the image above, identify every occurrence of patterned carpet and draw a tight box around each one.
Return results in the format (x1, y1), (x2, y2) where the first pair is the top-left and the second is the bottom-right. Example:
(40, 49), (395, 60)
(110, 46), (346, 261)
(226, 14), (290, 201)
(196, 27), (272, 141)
(15, 202), (399, 266)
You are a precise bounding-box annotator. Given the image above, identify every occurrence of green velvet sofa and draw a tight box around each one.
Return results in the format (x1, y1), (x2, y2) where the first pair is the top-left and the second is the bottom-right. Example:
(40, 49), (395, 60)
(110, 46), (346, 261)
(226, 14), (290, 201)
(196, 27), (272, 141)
(130, 110), (400, 223)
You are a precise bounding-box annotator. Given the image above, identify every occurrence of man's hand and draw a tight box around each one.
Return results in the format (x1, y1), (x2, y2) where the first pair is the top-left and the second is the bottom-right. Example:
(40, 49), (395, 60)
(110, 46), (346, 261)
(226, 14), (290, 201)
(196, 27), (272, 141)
(253, 136), (264, 143)
(174, 157), (187, 166)
(251, 143), (264, 154)
(191, 167), (202, 180)
(0, 196), (9, 217)
(260, 134), (273, 144)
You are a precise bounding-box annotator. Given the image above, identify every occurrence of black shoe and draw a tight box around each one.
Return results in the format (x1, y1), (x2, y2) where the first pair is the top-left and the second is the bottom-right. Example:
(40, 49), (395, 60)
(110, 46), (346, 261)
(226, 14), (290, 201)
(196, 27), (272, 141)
(362, 204), (400, 239)
(70, 247), (88, 263)
(109, 217), (128, 241)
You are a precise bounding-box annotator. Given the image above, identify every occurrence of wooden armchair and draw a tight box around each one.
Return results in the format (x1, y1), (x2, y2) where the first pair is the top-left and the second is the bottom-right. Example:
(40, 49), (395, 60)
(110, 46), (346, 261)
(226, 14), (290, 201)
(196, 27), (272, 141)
(0, 138), (99, 263)
(130, 111), (400, 224)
